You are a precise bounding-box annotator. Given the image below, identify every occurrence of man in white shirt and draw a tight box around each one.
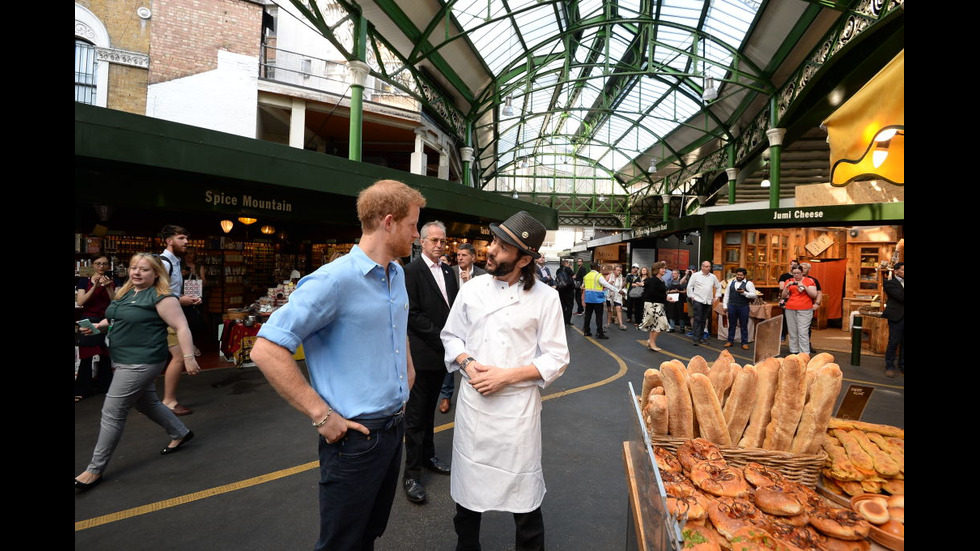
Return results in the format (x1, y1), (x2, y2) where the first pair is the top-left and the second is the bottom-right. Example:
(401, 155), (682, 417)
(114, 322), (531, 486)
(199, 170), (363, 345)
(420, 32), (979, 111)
(722, 267), (757, 349)
(159, 224), (201, 416)
(441, 211), (569, 551)
(686, 260), (721, 345)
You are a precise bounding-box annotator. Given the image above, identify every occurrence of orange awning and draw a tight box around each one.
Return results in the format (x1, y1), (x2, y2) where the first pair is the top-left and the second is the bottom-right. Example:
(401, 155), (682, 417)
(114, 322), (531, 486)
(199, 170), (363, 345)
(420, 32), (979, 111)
(823, 50), (904, 186)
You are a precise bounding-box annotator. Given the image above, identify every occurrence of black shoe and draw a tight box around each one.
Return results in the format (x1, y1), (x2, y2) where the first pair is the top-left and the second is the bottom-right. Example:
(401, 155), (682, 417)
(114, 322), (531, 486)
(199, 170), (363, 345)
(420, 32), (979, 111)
(596, 334), (609, 340)
(583, 332), (592, 337)
(160, 430), (195, 455)
(692, 339), (700, 346)
(403, 478), (426, 503)
(75, 475), (103, 492)
(426, 457), (451, 475)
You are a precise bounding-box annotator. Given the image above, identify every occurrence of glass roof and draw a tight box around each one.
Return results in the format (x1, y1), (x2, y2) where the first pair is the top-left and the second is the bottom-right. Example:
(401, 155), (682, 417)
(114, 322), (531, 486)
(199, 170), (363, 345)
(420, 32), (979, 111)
(447, 0), (765, 194)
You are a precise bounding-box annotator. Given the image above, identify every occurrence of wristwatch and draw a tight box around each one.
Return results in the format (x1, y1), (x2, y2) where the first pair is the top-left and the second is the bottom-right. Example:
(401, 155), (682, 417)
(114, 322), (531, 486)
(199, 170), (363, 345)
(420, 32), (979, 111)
(457, 356), (476, 379)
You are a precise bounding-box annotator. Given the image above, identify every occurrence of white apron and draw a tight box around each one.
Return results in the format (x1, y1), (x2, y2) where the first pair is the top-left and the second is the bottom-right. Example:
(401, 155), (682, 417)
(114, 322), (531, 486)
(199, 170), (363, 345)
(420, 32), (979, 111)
(442, 275), (569, 513)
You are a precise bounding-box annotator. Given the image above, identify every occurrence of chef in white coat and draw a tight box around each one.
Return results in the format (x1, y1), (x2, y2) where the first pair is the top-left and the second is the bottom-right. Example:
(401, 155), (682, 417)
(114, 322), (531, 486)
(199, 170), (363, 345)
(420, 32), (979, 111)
(441, 211), (569, 551)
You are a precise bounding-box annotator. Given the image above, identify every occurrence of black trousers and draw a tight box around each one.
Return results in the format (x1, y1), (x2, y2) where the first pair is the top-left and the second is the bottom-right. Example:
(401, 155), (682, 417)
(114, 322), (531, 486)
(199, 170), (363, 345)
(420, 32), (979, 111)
(454, 504), (545, 551)
(558, 288), (574, 325)
(574, 287), (584, 313)
(404, 369), (445, 481)
(583, 302), (605, 335)
(885, 317), (904, 372)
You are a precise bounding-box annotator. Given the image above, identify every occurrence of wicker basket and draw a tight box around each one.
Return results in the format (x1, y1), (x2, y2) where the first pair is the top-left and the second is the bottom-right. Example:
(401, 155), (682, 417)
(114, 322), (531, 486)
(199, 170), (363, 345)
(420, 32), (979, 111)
(649, 434), (826, 489)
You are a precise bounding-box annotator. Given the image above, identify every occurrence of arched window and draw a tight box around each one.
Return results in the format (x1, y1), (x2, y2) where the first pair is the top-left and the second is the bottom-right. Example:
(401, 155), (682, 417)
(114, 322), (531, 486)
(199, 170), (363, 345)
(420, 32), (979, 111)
(75, 38), (97, 104)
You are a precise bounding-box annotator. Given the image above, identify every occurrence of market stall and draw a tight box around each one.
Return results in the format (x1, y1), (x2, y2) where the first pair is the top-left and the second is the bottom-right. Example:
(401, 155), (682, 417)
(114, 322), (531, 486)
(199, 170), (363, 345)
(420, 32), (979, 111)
(623, 350), (904, 550)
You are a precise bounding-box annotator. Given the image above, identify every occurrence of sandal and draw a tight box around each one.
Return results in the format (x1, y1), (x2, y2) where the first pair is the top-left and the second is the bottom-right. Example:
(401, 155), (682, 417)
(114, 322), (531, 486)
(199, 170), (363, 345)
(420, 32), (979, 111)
(619, 325), (627, 330)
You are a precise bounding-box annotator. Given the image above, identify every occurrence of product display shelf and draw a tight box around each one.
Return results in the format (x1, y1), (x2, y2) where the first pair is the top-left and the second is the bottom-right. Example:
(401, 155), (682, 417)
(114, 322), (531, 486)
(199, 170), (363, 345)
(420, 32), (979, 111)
(623, 382), (683, 551)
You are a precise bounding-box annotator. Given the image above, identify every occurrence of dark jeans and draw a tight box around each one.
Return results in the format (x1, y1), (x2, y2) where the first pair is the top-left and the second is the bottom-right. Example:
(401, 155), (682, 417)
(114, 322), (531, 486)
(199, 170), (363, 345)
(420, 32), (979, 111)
(315, 413), (404, 551)
(583, 302), (605, 335)
(574, 287), (584, 313)
(727, 304), (750, 344)
(454, 504), (545, 551)
(666, 299), (686, 329)
(691, 301), (711, 341)
(404, 369), (445, 481)
(885, 317), (904, 372)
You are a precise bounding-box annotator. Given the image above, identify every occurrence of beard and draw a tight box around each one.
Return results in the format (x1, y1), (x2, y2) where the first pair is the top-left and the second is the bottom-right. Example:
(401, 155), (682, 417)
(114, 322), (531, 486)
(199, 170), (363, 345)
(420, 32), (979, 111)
(487, 255), (518, 277)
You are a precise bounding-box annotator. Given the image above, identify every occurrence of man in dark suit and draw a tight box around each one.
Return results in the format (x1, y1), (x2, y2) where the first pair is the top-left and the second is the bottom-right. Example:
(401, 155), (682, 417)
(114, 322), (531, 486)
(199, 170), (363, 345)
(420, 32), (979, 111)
(439, 243), (487, 414)
(882, 262), (904, 377)
(403, 221), (459, 503)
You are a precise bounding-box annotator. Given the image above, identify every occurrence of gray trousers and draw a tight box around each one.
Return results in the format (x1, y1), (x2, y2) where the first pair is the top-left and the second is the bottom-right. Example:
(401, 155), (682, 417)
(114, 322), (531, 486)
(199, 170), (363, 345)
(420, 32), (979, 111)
(85, 361), (190, 474)
(784, 309), (813, 355)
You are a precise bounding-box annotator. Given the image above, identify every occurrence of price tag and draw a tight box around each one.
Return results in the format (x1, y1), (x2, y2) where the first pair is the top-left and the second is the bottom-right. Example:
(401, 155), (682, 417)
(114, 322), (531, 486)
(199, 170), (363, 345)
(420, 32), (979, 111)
(834, 384), (875, 420)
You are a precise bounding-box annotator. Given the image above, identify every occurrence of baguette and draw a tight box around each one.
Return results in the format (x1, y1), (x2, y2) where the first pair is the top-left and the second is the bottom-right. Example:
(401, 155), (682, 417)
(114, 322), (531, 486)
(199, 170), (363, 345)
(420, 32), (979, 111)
(689, 373), (732, 446)
(640, 368), (663, 406)
(763, 355), (806, 451)
(790, 363), (843, 455)
(708, 355), (734, 402)
(806, 352), (835, 372)
(738, 357), (781, 449)
(688, 355), (710, 375)
(723, 364), (757, 445)
(644, 394), (669, 436)
(660, 360), (695, 438)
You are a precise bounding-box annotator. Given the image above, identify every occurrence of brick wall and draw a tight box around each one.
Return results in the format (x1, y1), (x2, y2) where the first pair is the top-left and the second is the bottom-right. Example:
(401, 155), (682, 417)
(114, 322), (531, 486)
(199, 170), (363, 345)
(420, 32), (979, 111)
(108, 64), (148, 113)
(77, 0), (151, 53)
(150, 0), (263, 85)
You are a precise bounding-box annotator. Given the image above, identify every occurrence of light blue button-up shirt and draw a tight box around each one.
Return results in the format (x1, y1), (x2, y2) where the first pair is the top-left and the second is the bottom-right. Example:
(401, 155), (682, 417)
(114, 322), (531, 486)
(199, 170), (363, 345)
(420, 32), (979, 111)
(257, 245), (410, 419)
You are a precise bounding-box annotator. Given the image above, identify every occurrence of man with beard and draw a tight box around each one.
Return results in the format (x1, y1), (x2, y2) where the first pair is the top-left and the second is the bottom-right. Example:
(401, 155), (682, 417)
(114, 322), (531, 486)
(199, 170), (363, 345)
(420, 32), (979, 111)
(402, 221), (458, 503)
(441, 211), (569, 551)
(250, 180), (424, 551)
(158, 224), (202, 416)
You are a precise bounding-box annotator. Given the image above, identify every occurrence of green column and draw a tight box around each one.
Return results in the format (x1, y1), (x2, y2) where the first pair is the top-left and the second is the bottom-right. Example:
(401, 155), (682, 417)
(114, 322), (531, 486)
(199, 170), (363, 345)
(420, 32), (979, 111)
(347, 15), (369, 162)
(766, 128), (786, 210)
(726, 143), (737, 205)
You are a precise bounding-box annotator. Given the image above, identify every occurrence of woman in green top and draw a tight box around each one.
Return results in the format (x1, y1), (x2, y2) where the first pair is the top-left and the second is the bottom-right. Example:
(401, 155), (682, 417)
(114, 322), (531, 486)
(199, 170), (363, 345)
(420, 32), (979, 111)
(75, 253), (201, 491)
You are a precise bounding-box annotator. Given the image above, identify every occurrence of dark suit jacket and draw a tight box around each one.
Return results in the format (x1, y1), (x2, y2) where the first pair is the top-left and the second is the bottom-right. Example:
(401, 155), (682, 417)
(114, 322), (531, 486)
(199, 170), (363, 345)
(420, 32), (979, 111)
(882, 277), (904, 322)
(452, 264), (487, 287)
(405, 256), (459, 371)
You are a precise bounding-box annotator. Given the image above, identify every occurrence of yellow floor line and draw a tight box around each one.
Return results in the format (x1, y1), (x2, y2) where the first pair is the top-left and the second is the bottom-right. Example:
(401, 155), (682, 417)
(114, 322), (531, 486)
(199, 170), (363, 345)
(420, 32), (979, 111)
(77, 329), (630, 532)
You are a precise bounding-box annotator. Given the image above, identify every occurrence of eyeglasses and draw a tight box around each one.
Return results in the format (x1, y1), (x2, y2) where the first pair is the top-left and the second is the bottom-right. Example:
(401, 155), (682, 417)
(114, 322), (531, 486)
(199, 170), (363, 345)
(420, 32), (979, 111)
(426, 238), (448, 245)
(93, 261), (110, 266)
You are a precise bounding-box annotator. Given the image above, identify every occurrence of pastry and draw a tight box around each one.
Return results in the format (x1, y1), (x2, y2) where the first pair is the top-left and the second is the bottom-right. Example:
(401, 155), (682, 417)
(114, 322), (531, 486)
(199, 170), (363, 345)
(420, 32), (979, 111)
(743, 462), (785, 488)
(689, 461), (751, 498)
(853, 498), (888, 525)
(706, 497), (765, 541)
(753, 483), (805, 516)
(681, 522), (722, 551)
(849, 429), (901, 477)
(808, 507), (871, 541)
(827, 418), (904, 439)
(677, 438), (726, 472)
(654, 446), (683, 473)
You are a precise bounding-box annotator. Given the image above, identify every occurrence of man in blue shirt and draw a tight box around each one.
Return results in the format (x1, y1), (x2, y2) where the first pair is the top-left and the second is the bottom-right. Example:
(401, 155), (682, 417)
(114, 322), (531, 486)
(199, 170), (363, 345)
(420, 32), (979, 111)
(251, 179), (426, 551)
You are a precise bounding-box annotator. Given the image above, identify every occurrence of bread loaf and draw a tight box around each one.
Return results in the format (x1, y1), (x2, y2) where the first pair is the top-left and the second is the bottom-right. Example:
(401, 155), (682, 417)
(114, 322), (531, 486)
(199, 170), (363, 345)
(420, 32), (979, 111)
(763, 355), (807, 451)
(688, 355), (710, 375)
(738, 357), (781, 448)
(850, 429), (901, 477)
(644, 394), (669, 436)
(640, 368), (662, 406)
(790, 363), (843, 455)
(723, 364), (757, 445)
(689, 373), (732, 446)
(660, 360), (695, 438)
(831, 429), (875, 476)
(806, 352), (835, 372)
(708, 355), (734, 402)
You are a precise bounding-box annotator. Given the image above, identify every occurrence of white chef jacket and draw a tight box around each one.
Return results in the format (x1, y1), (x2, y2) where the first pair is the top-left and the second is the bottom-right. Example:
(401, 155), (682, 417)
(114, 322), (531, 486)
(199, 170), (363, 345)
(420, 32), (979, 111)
(441, 274), (570, 512)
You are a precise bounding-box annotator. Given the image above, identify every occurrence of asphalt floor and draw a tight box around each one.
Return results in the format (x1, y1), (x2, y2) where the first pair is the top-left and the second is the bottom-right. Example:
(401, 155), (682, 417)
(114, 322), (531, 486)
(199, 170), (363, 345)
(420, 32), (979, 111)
(74, 320), (904, 550)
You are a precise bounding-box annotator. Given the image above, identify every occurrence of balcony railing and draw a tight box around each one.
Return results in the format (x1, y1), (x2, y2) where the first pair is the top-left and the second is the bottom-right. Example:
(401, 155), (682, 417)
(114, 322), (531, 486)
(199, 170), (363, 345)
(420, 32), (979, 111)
(259, 44), (417, 112)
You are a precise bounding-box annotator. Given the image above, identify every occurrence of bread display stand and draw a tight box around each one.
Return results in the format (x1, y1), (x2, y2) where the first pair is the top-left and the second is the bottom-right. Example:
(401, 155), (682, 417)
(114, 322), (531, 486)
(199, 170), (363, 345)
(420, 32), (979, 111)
(752, 314), (783, 364)
(622, 382), (684, 551)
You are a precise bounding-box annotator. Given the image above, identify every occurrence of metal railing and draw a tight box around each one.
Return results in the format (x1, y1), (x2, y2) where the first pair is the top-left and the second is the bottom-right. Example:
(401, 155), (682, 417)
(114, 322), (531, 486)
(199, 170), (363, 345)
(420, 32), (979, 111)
(259, 44), (417, 111)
